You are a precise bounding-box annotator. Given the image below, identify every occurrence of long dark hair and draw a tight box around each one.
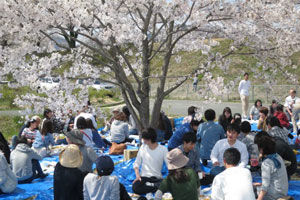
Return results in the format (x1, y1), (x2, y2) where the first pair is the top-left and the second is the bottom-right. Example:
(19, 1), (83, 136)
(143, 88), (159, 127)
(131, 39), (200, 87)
(86, 118), (96, 131)
(122, 106), (130, 121)
(167, 168), (190, 183)
(0, 132), (10, 164)
(222, 107), (233, 122)
(41, 119), (53, 135)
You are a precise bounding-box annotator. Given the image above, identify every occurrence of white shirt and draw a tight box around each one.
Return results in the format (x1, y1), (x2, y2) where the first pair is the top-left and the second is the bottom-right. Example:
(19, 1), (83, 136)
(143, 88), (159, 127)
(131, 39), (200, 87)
(74, 112), (97, 129)
(238, 80), (251, 96)
(133, 144), (168, 178)
(210, 139), (249, 167)
(211, 167), (256, 200)
(284, 96), (300, 110)
(129, 115), (137, 130)
(81, 129), (94, 147)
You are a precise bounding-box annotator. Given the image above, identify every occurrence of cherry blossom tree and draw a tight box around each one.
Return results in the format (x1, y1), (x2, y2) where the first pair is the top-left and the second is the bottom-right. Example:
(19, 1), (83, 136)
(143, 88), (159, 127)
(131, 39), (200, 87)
(1, 0), (299, 130)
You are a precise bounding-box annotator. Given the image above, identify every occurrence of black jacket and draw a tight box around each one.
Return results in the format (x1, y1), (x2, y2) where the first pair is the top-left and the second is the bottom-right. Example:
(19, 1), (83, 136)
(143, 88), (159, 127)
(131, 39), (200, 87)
(54, 162), (84, 200)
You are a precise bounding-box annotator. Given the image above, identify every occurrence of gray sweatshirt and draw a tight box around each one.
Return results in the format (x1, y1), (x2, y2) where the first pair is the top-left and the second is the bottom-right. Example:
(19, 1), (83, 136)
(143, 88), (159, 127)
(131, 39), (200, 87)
(261, 154), (288, 200)
(83, 173), (120, 200)
(110, 120), (129, 143)
(10, 143), (42, 181)
(78, 145), (98, 173)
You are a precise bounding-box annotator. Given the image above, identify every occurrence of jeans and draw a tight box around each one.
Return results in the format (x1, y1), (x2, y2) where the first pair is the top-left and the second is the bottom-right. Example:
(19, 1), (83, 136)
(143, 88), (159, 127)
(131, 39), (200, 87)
(210, 166), (225, 177)
(132, 177), (162, 195)
(18, 159), (45, 184)
(129, 129), (138, 135)
(156, 129), (165, 142)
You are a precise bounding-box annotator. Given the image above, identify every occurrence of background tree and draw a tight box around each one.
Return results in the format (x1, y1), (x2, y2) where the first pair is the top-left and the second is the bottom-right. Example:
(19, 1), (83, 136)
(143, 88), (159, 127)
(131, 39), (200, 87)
(1, 0), (299, 130)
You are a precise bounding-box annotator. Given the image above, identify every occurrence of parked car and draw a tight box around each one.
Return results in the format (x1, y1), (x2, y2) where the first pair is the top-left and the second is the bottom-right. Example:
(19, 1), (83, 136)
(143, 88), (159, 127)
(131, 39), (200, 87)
(92, 80), (115, 90)
(38, 77), (60, 90)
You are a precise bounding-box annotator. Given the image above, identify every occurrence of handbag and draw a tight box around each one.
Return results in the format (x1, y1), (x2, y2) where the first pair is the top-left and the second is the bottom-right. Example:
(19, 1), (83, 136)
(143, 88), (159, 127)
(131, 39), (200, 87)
(109, 142), (127, 155)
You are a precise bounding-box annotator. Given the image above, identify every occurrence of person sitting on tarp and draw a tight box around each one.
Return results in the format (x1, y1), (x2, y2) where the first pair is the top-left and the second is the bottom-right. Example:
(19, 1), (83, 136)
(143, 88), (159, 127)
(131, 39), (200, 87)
(240, 121), (260, 171)
(255, 131), (297, 180)
(197, 109), (225, 166)
(168, 115), (203, 151)
(211, 148), (256, 200)
(274, 104), (292, 130)
(65, 129), (98, 176)
(257, 107), (269, 131)
(182, 106), (197, 124)
(254, 133), (288, 200)
(132, 128), (168, 195)
(178, 132), (213, 185)
(154, 148), (200, 200)
(76, 117), (94, 148)
(32, 119), (55, 157)
(210, 123), (248, 177)
(86, 118), (106, 149)
(83, 155), (132, 200)
(10, 136), (47, 184)
(54, 144), (84, 200)
(110, 112), (131, 144)
(0, 149), (17, 194)
(177, 132), (202, 173)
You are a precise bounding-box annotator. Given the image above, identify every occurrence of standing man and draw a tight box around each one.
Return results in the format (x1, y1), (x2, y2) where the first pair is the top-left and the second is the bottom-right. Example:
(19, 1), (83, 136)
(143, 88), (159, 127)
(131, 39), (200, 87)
(284, 89), (299, 121)
(238, 73), (251, 119)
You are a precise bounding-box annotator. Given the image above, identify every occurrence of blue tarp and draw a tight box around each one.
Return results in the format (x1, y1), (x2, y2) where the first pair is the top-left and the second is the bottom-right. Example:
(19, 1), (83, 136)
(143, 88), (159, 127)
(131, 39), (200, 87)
(1, 118), (300, 199)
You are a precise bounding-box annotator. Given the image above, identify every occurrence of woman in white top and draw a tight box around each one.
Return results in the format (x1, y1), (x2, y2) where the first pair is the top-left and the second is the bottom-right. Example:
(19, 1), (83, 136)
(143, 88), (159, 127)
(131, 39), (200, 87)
(76, 116), (94, 147)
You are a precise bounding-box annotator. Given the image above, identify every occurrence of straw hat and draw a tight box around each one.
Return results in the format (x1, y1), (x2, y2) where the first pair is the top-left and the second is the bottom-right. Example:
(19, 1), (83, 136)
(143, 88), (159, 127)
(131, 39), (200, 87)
(59, 144), (83, 168)
(167, 148), (189, 170)
(65, 129), (86, 145)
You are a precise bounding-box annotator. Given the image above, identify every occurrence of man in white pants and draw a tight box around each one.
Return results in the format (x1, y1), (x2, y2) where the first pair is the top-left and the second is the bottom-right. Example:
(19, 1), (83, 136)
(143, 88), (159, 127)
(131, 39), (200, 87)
(292, 98), (300, 133)
(238, 73), (251, 119)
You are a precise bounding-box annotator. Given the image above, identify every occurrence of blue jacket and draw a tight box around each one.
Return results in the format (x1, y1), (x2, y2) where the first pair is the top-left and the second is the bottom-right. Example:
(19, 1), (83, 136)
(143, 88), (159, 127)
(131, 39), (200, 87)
(32, 131), (55, 148)
(196, 121), (225, 160)
(91, 129), (106, 148)
(178, 145), (201, 172)
(168, 123), (193, 150)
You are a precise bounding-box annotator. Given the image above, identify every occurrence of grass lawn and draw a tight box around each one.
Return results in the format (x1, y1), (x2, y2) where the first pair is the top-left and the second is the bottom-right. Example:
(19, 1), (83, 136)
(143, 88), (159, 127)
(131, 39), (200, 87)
(0, 115), (24, 140)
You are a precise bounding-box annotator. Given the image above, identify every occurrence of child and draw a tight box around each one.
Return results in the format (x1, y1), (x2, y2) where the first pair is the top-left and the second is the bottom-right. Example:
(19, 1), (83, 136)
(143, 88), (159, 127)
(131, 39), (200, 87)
(83, 155), (131, 200)
(10, 136), (47, 183)
(32, 119), (55, 157)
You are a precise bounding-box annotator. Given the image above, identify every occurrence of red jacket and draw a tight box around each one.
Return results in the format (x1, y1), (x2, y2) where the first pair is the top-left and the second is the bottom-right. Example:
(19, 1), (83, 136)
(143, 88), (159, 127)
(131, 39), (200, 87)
(274, 111), (290, 128)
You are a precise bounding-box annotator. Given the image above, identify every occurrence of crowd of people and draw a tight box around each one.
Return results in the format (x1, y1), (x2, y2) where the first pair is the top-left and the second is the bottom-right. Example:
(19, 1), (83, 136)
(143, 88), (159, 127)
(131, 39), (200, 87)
(0, 81), (299, 200)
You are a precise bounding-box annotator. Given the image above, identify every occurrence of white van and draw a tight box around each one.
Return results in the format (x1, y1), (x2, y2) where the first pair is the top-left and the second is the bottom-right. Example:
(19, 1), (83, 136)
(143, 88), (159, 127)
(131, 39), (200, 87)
(38, 77), (60, 90)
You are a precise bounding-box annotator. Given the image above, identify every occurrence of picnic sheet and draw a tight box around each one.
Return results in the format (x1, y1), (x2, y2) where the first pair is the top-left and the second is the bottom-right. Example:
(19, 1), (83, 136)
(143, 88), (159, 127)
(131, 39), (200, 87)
(1, 118), (300, 200)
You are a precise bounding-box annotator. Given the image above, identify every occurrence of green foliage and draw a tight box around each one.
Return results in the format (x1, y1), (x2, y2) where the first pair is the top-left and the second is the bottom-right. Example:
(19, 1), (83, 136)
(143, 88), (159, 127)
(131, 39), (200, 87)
(0, 116), (24, 140)
(52, 60), (73, 75)
(88, 88), (115, 99)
